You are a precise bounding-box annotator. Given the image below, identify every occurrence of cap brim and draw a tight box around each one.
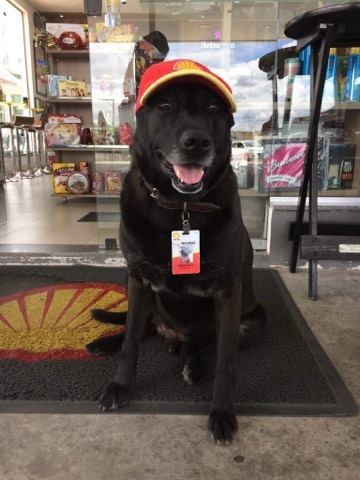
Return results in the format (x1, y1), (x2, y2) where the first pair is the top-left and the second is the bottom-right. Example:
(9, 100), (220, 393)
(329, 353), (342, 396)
(138, 69), (237, 113)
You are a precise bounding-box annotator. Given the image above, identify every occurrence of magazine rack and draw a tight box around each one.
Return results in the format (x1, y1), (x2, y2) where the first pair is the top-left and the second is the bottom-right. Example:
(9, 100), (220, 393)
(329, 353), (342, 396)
(285, 2), (360, 299)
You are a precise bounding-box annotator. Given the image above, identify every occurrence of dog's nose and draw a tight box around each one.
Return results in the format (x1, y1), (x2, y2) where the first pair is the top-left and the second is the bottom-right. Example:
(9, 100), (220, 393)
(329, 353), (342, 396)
(179, 130), (211, 153)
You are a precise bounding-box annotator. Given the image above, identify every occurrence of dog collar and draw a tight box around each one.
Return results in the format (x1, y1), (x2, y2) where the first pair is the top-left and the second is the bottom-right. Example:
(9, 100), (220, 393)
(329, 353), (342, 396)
(142, 177), (221, 213)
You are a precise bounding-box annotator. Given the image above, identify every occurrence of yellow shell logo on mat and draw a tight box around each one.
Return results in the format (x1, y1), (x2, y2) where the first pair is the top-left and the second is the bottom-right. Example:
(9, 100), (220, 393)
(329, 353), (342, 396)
(0, 283), (127, 362)
(173, 60), (201, 71)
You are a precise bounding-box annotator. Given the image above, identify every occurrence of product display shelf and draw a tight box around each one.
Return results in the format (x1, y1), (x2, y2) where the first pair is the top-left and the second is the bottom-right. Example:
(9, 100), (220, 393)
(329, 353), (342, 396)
(46, 49), (89, 58)
(46, 96), (92, 104)
(51, 192), (120, 201)
(45, 45), (129, 201)
(95, 160), (130, 167)
(331, 101), (360, 110)
(50, 145), (130, 152)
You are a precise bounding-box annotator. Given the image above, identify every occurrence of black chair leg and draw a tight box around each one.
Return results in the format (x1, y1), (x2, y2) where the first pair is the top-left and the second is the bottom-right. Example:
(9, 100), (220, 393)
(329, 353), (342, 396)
(289, 24), (335, 279)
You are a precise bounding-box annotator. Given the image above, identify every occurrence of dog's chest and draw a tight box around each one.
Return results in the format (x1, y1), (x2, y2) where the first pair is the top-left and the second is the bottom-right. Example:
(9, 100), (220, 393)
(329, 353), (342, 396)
(127, 253), (226, 297)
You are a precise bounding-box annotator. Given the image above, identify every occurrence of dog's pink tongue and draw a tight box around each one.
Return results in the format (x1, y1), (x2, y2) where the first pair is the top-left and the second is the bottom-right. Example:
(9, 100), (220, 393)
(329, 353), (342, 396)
(173, 164), (204, 185)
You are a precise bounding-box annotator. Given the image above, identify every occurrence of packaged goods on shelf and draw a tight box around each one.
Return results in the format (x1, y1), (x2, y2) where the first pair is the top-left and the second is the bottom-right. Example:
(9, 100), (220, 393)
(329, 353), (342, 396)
(57, 80), (87, 98)
(52, 163), (75, 194)
(335, 53), (348, 102)
(45, 114), (82, 147)
(104, 170), (121, 194)
(46, 23), (88, 50)
(299, 46), (311, 75)
(262, 141), (306, 191)
(344, 48), (360, 101)
(100, 23), (137, 43)
(321, 120), (344, 140)
(46, 75), (71, 97)
(257, 137), (328, 192)
(327, 143), (356, 190)
(300, 47), (360, 103)
(91, 172), (104, 194)
(79, 161), (89, 175)
(67, 172), (90, 194)
(47, 151), (58, 168)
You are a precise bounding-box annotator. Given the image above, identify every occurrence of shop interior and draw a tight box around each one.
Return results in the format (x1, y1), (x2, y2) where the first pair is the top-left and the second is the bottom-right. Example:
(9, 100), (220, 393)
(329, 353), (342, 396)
(0, 0), (359, 254)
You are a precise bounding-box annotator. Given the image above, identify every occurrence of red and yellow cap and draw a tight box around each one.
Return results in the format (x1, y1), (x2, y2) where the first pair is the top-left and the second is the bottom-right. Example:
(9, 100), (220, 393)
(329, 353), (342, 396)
(135, 59), (237, 113)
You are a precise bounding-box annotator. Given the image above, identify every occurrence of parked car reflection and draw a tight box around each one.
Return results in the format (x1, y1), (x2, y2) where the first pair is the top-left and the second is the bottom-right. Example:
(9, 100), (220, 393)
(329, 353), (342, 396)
(231, 140), (263, 189)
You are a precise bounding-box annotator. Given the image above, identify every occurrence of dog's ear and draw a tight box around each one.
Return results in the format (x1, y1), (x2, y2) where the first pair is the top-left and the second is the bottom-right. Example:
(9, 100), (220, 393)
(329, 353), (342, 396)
(135, 108), (146, 125)
(228, 112), (235, 128)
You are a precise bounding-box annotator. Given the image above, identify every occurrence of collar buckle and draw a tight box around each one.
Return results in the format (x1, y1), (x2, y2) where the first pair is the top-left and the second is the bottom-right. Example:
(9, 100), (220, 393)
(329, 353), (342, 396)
(150, 188), (158, 199)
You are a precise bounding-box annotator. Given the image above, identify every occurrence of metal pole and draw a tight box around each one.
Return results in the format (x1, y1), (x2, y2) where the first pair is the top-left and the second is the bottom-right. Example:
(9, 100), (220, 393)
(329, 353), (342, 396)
(8, 127), (19, 181)
(308, 40), (320, 300)
(289, 23), (335, 273)
(23, 128), (34, 178)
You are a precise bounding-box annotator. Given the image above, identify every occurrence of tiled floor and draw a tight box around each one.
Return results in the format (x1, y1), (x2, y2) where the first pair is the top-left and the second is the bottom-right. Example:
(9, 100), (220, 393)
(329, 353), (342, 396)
(0, 176), (120, 246)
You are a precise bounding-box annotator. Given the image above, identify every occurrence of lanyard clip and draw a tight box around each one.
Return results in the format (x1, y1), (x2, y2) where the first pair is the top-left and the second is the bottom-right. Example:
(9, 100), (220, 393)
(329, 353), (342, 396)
(182, 202), (190, 234)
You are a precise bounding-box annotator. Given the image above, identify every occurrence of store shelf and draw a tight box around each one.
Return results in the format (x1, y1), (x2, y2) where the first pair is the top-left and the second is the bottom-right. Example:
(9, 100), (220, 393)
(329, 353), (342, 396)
(51, 193), (119, 199)
(46, 49), (89, 58)
(50, 145), (130, 152)
(46, 96), (92, 104)
(239, 189), (269, 197)
(331, 101), (360, 110)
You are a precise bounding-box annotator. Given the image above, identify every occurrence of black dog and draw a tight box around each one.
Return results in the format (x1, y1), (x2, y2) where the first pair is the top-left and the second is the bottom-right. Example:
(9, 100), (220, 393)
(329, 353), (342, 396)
(87, 77), (266, 445)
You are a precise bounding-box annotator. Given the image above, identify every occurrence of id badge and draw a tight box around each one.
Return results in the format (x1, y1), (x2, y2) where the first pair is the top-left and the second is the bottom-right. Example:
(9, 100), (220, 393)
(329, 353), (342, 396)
(171, 230), (200, 275)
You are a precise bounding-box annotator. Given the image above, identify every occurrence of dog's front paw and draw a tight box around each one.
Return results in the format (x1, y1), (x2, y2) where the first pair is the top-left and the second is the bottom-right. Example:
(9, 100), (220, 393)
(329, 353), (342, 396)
(98, 382), (131, 412)
(208, 410), (238, 445)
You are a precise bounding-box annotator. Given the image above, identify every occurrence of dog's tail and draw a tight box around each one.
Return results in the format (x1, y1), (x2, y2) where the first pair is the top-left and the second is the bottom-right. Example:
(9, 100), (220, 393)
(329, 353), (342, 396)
(91, 309), (127, 325)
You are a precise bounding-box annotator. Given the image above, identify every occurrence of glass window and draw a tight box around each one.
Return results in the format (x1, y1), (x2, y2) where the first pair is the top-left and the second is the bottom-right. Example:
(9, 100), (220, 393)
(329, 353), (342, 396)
(0, 0), (29, 112)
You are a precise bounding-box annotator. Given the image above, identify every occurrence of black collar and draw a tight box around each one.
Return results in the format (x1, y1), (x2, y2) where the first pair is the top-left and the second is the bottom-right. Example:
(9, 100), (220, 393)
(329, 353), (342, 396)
(142, 164), (231, 213)
(142, 177), (220, 212)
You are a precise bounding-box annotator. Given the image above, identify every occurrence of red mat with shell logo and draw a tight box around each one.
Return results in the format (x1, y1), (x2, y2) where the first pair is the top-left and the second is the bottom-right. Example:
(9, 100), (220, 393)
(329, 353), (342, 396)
(0, 282), (127, 362)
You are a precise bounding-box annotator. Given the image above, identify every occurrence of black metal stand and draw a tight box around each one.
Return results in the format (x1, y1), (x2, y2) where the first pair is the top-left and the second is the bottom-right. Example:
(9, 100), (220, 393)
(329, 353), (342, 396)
(259, 46), (298, 136)
(285, 3), (360, 299)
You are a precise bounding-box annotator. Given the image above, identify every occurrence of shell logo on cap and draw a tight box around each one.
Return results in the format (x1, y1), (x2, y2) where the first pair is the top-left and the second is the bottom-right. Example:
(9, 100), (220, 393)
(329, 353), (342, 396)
(173, 60), (202, 71)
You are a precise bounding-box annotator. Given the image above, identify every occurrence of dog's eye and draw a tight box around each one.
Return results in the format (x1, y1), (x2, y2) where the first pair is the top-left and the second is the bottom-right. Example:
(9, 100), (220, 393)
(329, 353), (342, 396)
(207, 104), (220, 113)
(158, 101), (174, 112)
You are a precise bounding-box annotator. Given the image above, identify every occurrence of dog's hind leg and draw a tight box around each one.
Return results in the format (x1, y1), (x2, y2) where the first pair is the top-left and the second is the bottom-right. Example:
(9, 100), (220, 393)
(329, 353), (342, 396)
(164, 337), (182, 354)
(182, 342), (204, 385)
(238, 303), (267, 349)
(239, 267), (267, 349)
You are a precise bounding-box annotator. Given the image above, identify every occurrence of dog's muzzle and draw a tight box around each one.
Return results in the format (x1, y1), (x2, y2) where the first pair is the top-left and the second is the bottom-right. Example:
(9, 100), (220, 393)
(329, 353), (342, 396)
(159, 129), (214, 194)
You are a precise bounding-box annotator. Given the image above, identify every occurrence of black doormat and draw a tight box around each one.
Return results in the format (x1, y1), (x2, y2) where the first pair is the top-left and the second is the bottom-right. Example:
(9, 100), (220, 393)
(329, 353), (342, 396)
(78, 212), (119, 222)
(0, 265), (357, 415)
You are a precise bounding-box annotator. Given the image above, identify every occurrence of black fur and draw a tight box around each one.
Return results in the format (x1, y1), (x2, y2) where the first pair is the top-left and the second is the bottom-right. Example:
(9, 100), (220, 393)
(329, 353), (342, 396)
(88, 83), (266, 445)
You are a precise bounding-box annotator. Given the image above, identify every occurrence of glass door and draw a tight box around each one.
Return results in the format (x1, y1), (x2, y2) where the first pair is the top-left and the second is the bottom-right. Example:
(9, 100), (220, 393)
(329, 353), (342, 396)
(86, 0), (280, 250)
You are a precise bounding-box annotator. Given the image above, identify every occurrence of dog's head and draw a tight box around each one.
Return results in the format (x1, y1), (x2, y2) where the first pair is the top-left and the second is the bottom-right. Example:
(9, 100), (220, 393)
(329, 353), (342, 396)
(133, 60), (236, 196)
